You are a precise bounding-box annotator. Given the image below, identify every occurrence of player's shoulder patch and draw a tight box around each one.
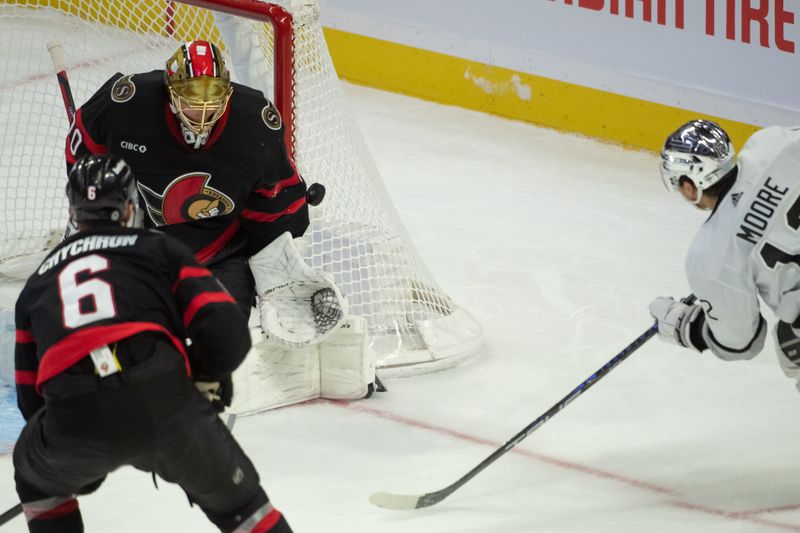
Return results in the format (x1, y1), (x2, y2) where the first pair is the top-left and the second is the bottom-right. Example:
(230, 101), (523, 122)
(261, 100), (282, 131)
(110, 74), (136, 103)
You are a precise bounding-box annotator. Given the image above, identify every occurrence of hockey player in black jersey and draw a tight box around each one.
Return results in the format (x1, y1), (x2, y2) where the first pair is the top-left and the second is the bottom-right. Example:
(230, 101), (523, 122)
(65, 38), (374, 411)
(13, 154), (294, 533)
(65, 39), (308, 311)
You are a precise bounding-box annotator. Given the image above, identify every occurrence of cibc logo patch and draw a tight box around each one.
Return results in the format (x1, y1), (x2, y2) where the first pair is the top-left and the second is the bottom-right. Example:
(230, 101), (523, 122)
(120, 141), (147, 153)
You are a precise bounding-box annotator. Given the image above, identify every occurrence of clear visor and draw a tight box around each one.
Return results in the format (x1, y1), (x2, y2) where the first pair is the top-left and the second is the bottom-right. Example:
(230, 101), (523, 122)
(659, 152), (696, 192)
(660, 150), (735, 195)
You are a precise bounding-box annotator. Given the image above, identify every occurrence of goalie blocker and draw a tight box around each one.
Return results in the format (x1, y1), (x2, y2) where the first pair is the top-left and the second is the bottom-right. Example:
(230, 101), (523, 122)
(248, 231), (376, 408)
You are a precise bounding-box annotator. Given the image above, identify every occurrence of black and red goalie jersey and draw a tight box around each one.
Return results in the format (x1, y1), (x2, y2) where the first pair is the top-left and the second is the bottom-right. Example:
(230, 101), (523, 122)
(14, 226), (251, 420)
(65, 70), (309, 263)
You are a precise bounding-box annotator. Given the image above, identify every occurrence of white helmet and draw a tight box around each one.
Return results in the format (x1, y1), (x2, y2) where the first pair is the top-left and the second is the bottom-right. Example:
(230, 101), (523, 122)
(660, 120), (736, 201)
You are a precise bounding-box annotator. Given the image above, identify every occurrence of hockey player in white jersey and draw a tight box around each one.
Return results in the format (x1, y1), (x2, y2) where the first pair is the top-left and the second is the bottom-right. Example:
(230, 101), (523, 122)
(649, 119), (800, 387)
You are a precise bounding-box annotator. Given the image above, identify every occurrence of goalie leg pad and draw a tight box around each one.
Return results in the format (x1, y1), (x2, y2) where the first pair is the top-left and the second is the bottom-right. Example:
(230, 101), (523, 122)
(231, 330), (321, 413)
(320, 317), (375, 400)
(231, 318), (374, 412)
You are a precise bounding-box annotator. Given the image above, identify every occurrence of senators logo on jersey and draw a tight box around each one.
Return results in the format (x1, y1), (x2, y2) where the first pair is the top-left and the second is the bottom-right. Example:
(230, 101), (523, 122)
(138, 173), (234, 226)
(110, 75), (136, 103)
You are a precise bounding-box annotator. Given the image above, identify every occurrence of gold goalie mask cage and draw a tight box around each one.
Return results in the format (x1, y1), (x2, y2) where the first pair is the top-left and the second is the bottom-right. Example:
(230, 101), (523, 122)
(165, 40), (233, 135)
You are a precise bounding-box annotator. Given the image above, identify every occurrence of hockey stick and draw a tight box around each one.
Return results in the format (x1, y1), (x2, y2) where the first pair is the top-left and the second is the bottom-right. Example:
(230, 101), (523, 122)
(46, 40), (80, 241)
(46, 41), (76, 122)
(0, 503), (21, 527)
(369, 294), (697, 510)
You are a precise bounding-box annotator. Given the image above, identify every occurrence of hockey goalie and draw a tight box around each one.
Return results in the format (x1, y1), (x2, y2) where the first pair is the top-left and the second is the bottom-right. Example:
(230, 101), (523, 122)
(212, 12), (381, 412)
(61, 32), (377, 414)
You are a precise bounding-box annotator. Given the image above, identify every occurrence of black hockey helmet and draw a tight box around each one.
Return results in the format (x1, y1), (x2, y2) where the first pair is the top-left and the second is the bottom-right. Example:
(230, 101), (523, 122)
(66, 154), (138, 224)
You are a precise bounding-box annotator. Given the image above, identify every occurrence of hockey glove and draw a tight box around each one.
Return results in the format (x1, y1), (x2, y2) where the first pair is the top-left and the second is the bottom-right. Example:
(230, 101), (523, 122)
(249, 231), (346, 347)
(195, 375), (233, 413)
(648, 296), (704, 351)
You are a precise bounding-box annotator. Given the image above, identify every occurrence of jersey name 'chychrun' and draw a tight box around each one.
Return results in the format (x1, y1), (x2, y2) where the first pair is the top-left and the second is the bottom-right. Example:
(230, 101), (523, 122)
(37, 234), (139, 274)
(14, 226), (248, 419)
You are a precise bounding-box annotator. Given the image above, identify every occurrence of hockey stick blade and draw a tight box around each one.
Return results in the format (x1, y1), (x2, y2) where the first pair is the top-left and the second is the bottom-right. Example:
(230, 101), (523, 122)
(369, 294), (696, 511)
(369, 489), (447, 511)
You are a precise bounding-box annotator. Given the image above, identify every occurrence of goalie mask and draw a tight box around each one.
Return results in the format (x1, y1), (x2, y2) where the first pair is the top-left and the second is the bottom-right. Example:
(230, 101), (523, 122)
(67, 154), (139, 226)
(660, 119), (736, 203)
(165, 40), (233, 145)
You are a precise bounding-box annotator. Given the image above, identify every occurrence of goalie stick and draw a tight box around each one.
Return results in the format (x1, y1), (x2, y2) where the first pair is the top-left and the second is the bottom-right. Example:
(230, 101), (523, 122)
(369, 294), (697, 510)
(46, 40), (81, 241)
(46, 41), (76, 122)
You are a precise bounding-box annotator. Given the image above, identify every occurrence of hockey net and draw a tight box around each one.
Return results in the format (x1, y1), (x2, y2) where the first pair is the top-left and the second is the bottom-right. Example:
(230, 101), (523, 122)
(0, 0), (483, 413)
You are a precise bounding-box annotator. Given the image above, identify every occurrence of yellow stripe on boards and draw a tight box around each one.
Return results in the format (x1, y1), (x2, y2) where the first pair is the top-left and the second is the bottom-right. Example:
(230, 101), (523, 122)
(2, 0), (219, 43)
(3, 0), (758, 151)
(323, 27), (758, 152)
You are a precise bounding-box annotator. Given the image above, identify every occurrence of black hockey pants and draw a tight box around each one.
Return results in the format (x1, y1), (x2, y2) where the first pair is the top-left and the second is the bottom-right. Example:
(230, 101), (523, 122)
(13, 335), (291, 533)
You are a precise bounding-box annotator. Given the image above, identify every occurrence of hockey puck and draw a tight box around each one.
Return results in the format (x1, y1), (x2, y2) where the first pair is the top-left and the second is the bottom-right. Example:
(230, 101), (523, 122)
(306, 183), (326, 206)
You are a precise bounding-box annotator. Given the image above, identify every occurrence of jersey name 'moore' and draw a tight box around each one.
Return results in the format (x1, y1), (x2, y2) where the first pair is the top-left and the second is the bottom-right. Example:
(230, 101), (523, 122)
(38, 234), (139, 275)
(736, 176), (790, 245)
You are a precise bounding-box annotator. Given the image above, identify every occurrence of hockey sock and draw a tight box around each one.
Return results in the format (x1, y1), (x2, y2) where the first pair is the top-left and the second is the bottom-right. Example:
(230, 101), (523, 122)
(23, 498), (83, 533)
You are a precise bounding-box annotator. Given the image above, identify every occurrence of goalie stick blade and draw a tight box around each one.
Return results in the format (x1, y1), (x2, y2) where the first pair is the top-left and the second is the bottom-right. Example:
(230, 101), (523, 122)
(368, 490), (447, 510)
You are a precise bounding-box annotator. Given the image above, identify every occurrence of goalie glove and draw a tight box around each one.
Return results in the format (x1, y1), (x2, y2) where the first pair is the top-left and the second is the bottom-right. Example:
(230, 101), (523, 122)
(648, 296), (704, 351)
(249, 231), (346, 347)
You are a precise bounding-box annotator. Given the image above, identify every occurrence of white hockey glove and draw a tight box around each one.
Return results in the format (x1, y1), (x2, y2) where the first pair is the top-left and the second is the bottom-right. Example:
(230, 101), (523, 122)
(648, 296), (704, 351)
(249, 232), (346, 347)
(195, 381), (222, 403)
(194, 377), (233, 412)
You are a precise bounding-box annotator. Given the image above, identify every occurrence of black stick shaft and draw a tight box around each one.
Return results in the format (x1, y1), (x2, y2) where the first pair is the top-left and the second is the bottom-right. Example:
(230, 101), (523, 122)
(46, 41), (76, 122)
(414, 294), (697, 508)
(0, 503), (22, 527)
(56, 71), (76, 122)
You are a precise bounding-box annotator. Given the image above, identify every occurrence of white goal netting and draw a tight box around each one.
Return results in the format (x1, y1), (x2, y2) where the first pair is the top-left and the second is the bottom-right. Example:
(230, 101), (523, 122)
(0, 0), (483, 413)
